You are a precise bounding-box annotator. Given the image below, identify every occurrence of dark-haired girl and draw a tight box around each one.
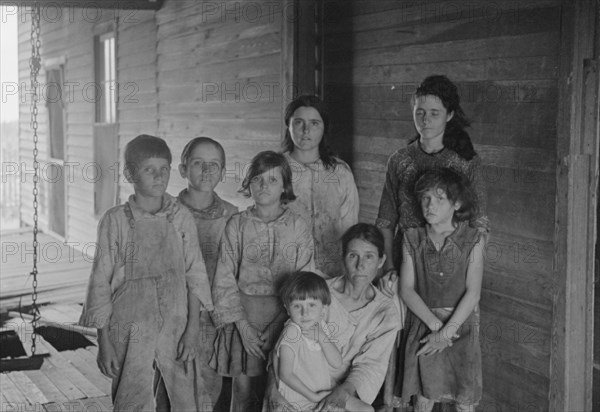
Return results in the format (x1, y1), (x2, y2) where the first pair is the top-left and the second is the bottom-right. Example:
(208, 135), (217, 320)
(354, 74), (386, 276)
(400, 168), (484, 411)
(377, 75), (489, 286)
(283, 95), (360, 278)
(210, 151), (315, 412)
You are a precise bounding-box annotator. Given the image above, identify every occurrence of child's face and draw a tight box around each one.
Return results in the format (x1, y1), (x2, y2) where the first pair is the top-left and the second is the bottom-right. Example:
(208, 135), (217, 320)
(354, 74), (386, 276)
(249, 166), (284, 207)
(420, 187), (460, 226)
(286, 298), (327, 331)
(288, 106), (325, 153)
(412, 95), (453, 141)
(179, 143), (224, 192)
(130, 157), (171, 198)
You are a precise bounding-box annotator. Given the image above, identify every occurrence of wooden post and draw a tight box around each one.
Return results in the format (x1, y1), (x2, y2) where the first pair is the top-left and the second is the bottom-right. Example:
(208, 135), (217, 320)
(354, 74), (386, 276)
(280, 0), (322, 137)
(551, 1), (599, 410)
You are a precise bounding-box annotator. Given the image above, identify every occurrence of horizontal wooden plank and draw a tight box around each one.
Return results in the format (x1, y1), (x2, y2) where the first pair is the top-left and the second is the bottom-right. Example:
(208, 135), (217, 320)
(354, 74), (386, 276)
(481, 288), (552, 332)
(327, 32), (559, 68)
(325, 55), (559, 85)
(6, 371), (49, 406)
(23, 369), (69, 404)
(326, 0), (561, 33)
(481, 354), (549, 410)
(326, 6), (560, 51)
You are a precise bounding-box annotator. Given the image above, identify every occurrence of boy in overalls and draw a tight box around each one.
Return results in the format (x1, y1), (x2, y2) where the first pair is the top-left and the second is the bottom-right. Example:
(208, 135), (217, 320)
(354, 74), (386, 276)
(80, 134), (213, 411)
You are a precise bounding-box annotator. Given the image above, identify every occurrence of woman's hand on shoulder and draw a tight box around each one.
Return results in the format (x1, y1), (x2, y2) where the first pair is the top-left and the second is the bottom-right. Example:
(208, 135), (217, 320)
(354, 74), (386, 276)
(377, 269), (398, 298)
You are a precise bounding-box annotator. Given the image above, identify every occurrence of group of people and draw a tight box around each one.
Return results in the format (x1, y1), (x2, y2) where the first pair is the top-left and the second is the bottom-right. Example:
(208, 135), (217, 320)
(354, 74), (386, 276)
(80, 74), (489, 412)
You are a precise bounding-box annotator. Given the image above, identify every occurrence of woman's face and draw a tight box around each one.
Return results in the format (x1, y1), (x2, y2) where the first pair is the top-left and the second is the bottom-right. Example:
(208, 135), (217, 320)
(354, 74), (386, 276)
(412, 95), (453, 141)
(344, 238), (386, 283)
(288, 106), (325, 153)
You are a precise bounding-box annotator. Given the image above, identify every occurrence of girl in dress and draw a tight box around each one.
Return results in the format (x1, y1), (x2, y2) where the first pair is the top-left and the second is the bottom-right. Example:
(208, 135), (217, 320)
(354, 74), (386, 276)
(211, 151), (315, 412)
(399, 168), (485, 412)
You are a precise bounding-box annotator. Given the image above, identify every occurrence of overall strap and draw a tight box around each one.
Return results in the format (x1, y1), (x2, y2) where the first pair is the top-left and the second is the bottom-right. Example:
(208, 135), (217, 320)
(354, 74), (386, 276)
(123, 203), (136, 228)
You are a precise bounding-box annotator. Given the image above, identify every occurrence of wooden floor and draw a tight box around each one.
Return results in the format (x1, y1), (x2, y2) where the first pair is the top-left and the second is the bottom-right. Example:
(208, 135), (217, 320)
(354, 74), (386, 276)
(1, 304), (112, 411)
(1, 228), (91, 312)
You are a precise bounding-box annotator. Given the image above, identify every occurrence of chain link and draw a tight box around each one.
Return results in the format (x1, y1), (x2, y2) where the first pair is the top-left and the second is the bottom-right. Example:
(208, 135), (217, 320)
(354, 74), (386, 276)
(29, 4), (41, 357)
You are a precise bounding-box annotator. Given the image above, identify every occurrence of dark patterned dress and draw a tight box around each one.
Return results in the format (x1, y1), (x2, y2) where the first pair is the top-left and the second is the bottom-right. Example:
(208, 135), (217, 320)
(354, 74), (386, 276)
(376, 140), (489, 267)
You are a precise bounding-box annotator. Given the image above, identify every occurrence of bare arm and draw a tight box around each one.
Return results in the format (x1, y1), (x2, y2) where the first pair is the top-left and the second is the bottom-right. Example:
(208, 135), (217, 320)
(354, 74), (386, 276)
(440, 237), (484, 337)
(278, 345), (329, 403)
(97, 325), (119, 378)
(177, 290), (201, 362)
(399, 242), (442, 332)
(316, 321), (342, 368)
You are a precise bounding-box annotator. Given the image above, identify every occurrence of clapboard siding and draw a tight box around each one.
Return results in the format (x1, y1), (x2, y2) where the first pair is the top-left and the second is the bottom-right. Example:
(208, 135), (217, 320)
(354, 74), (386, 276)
(19, 0), (283, 240)
(153, 0), (282, 207)
(116, 10), (158, 203)
(323, 1), (558, 408)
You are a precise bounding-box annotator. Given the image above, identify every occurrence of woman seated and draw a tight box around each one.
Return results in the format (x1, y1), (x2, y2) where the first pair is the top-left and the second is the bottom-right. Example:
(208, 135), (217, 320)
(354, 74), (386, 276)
(264, 223), (403, 411)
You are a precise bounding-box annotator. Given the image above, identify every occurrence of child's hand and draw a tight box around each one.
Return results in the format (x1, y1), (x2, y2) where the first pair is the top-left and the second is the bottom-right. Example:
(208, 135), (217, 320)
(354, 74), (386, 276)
(301, 321), (321, 341)
(416, 330), (458, 356)
(377, 269), (398, 298)
(236, 320), (266, 360)
(314, 390), (332, 402)
(177, 326), (199, 364)
(260, 326), (274, 353)
(97, 339), (120, 379)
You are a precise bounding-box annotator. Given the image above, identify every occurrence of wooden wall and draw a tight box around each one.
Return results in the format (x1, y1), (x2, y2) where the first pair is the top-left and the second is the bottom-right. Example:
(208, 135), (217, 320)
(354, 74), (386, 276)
(19, 0), (285, 246)
(323, 1), (561, 409)
(18, 8), (116, 247)
(143, 0), (283, 206)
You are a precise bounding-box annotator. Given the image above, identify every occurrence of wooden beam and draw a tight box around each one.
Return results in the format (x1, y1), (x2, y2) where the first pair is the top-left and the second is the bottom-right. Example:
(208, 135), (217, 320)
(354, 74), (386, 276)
(551, 1), (599, 410)
(0, 0), (163, 9)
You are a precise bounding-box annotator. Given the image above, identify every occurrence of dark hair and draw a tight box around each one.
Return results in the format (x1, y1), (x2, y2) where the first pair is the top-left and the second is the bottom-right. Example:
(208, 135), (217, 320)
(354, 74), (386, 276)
(124, 134), (172, 176)
(180, 137), (226, 169)
(414, 167), (477, 224)
(410, 75), (476, 161)
(280, 271), (331, 307)
(239, 151), (296, 204)
(341, 223), (385, 258)
(282, 95), (338, 170)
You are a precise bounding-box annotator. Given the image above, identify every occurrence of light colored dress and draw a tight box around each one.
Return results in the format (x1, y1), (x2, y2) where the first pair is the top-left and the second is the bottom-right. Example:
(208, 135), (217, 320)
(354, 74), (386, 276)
(79, 194), (213, 411)
(266, 277), (402, 410)
(211, 206), (315, 377)
(178, 189), (238, 407)
(325, 277), (402, 404)
(284, 153), (360, 278)
(274, 321), (333, 411)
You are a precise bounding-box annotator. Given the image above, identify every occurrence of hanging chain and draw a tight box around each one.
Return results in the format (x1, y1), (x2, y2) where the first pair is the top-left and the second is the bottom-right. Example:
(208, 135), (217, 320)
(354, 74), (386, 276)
(29, 4), (41, 357)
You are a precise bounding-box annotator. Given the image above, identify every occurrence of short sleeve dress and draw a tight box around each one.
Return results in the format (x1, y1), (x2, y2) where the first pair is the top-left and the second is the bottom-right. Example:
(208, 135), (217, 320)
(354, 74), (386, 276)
(274, 321), (333, 411)
(401, 222), (483, 406)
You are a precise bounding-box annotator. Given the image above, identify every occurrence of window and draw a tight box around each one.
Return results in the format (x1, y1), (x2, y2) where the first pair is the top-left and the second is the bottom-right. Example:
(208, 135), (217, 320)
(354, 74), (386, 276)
(95, 32), (116, 123)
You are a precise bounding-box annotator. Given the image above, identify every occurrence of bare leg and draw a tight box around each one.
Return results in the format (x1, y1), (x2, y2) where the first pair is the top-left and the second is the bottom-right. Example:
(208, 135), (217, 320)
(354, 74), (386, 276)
(455, 403), (476, 412)
(230, 375), (252, 412)
(414, 395), (435, 412)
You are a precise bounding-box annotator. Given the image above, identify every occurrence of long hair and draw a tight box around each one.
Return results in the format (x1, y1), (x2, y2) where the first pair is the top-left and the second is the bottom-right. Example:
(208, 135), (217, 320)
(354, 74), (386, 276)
(282, 95), (338, 170)
(410, 75), (476, 161)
